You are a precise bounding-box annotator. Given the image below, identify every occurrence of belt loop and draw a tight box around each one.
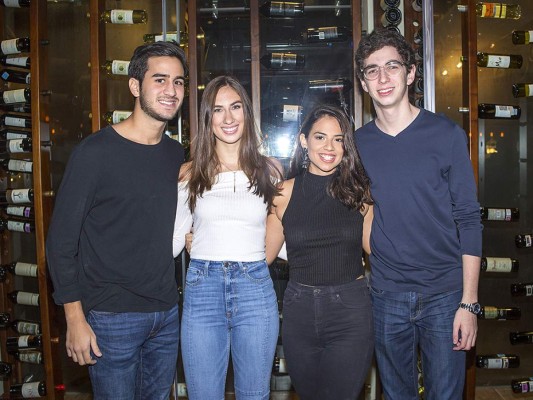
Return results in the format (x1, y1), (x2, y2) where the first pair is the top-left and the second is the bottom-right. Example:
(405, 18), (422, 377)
(203, 260), (210, 277)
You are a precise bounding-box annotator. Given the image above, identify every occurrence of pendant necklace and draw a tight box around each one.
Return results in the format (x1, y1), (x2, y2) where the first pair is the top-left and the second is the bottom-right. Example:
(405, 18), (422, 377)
(220, 161), (239, 192)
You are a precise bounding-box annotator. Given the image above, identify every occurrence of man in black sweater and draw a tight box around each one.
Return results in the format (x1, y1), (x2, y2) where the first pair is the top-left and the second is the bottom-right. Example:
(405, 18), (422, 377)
(46, 41), (187, 399)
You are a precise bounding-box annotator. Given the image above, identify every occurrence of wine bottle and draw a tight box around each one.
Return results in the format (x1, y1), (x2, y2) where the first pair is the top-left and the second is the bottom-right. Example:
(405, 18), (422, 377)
(412, 0), (422, 12)
(511, 282), (533, 297)
(480, 207), (519, 221)
(0, 88), (31, 105)
(12, 350), (43, 364)
(481, 257), (518, 273)
(0, 37), (30, 56)
(100, 9), (147, 24)
(1, 261), (38, 277)
(0, 217), (35, 233)
(510, 331), (533, 345)
(381, 7), (402, 26)
(9, 381), (46, 398)
(143, 31), (179, 43)
(0, 103), (31, 113)
(477, 52), (522, 69)
(1, 0), (30, 7)
(260, 52), (305, 70)
(380, 0), (400, 10)
(0, 159), (33, 173)
(415, 63), (424, 77)
(414, 78), (424, 94)
(302, 26), (351, 43)
(5, 206), (34, 219)
(415, 46), (424, 61)
(1, 138), (32, 154)
(0, 361), (13, 377)
(308, 78), (352, 93)
(6, 335), (42, 352)
(414, 29), (423, 45)
(512, 30), (533, 45)
(1, 68), (30, 84)
(478, 306), (521, 320)
(101, 60), (130, 76)
(0, 114), (32, 128)
(475, 2), (521, 19)
(0, 56), (30, 69)
(414, 97), (424, 108)
(0, 312), (9, 325)
(476, 354), (520, 368)
(273, 357), (287, 374)
(515, 234), (532, 248)
(266, 104), (303, 123)
(512, 377), (533, 393)
(0, 188), (33, 204)
(0, 128), (30, 140)
(259, 1), (304, 18)
(8, 290), (39, 306)
(478, 103), (521, 119)
(512, 83), (533, 98)
(0, 314), (40, 334)
(102, 110), (132, 125)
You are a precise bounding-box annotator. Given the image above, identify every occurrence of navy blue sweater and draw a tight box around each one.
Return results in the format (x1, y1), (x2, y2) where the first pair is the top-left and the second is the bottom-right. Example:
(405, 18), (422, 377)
(355, 109), (482, 293)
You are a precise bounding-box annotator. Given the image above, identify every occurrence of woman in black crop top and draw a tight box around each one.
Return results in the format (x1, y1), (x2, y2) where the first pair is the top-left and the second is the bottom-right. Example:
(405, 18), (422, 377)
(266, 104), (374, 400)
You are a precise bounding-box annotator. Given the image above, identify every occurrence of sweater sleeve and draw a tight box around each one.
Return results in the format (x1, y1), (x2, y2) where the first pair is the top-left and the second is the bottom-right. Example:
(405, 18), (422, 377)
(449, 126), (483, 257)
(172, 182), (193, 257)
(46, 144), (98, 305)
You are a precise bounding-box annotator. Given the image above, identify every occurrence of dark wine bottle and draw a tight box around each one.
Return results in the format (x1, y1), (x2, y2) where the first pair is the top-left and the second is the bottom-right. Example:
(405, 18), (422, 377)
(273, 357), (287, 374)
(0, 361), (13, 377)
(477, 52), (522, 69)
(308, 78), (352, 93)
(0, 188), (34, 204)
(481, 257), (518, 273)
(0, 312), (10, 326)
(1, 68), (30, 84)
(1, 138), (32, 154)
(0, 56), (30, 69)
(478, 103), (521, 119)
(0, 113), (32, 128)
(414, 97), (424, 108)
(414, 29), (423, 45)
(381, 7), (402, 26)
(476, 354), (519, 368)
(1, 261), (38, 277)
(412, 0), (422, 12)
(516, 234), (532, 248)
(302, 26), (351, 43)
(1, 0), (30, 7)
(510, 331), (533, 345)
(0, 313), (41, 334)
(0, 37), (30, 56)
(480, 207), (519, 221)
(0, 158), (33, 173)
(511, 282), (533, 297)
(260, 52), (305, 70)
(512, 377), (533, 393)
(9, 381), (46, 398)
(259, 1), (304, 17)
(512, 30), (533, 45)
(8, 291), (39, 306)
(478, 306), (520, 320)
(475, 2), (521, 19)
(0, 217), (34, 233)
(0, 128), (30, 140)
(380, 0), (400, 9)
(415, 78), (424, 94)
(12, 350), (43, 364)
(5, 206), (34, 219)
(0, 88), (31, 105)
(6, 335), (42, 352)
(0, 103), (31, 113)
(512, 83), (533, 98)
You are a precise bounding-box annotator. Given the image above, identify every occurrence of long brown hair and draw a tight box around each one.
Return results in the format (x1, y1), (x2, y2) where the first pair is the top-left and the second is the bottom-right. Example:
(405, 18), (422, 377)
(289, 104), (372, 211)
(187, 75), (281, 212)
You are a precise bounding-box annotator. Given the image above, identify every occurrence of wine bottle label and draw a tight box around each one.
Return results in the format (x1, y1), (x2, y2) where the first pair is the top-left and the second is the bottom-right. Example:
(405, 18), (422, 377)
(487, 208), (512, 221)
(1, 39), (20, 55)
(14, 262), (38, 277)
(16, 321), (40, 335)
(5, 131), (28, 139)
(485, 257), (513, 272)
(524, 285), (533, 296)
(485, 55), (511, 68)
(6, 206), (30, 217)
(4, 116), (26, 127)
(5, 56), (28, 67)
(282, 105), (302, 122)
(7, 189), (31, 203)
(111, 60), (130, 75)
(110, 10), (134, 24)
(2, 89), (26, 104)
(7, 220), (31, 233)
(19, 352), (41, 364)
(488, 358), (508, 368)
(483, 306), (498, 319)
(494, 105), (518, 118)
(155, 33), (178, 42)
(112, 110), (132, 123)
(527, 31), (533, 44)
(18, 335), (30, 347)
(16, 292), (39, 306)
(8, 139), (26, 153)
(316, 27), (339, 41)
(482, 4), (506, 18)
(21, 382), (41, 397)
(8, 159), (32, 172)
(4, 0), (22, 7)
(277, 358), (287, 373)
(177, 383), (187, 397)
(518, 381), (533, 393)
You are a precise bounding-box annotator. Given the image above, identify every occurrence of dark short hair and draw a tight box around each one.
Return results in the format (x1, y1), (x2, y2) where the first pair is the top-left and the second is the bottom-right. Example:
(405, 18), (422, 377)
(128, 41), (188, 84)
(355, 29), (415, 80)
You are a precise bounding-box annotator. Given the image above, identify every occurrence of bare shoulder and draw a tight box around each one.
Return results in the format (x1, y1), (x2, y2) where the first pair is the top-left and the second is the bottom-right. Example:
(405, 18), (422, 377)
(179, 161), (192, 182)
(277, 178), (295, 205)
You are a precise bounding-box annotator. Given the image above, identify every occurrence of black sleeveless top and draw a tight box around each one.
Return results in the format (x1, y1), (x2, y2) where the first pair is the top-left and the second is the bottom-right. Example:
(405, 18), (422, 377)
(282, 172), (364, 286)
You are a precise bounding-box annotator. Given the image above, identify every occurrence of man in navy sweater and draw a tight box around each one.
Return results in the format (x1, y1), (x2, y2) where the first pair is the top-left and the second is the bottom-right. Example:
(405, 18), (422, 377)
(354, 29), (482, 399)
(46, 41), (187, 399)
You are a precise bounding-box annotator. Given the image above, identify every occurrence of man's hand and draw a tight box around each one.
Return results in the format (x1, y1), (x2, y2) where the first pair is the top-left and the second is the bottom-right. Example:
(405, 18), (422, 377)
(64, 301), (102, 365)
(453, 308), (477, 351)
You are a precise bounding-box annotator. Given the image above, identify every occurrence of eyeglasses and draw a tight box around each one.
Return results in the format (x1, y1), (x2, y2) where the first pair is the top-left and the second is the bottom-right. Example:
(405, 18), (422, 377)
(361, 60), (408, 81)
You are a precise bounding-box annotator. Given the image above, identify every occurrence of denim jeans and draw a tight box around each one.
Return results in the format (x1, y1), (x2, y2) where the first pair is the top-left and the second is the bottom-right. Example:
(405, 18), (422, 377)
(181, 259), (279, 400)
(371, 288), (465, 400)
(282, 278), (374, 400)
(87, 303), (180, 400)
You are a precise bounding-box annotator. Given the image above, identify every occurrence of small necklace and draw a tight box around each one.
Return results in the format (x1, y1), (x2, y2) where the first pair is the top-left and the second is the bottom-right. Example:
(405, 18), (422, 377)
(219, 161), (239, 192)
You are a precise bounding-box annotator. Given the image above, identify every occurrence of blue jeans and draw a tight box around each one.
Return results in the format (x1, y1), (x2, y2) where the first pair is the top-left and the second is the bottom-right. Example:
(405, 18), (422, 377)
(371, 288), (465, 400)
(282, 278), (374, 400)
(181, 259), (279, 400)
(87, 303), (180, 400)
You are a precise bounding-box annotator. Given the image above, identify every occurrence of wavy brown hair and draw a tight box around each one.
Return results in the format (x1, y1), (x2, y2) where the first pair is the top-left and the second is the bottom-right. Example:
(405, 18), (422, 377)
(288, 104), (372, 211)
(187, 75), (281, 212)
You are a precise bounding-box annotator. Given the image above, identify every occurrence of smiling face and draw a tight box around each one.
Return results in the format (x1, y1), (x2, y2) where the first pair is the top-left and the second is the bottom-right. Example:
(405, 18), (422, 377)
(300, 115), (344, 176)
(360, 45), (415, 111)
(211, 85), (245, 147)
(136, 56), (185, 122)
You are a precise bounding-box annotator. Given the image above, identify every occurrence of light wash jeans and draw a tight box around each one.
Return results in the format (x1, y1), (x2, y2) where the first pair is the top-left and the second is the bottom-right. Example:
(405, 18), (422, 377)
(181, 259), (279, 400)
(87, 303), (180, 400)
(371, 288), (465, 400)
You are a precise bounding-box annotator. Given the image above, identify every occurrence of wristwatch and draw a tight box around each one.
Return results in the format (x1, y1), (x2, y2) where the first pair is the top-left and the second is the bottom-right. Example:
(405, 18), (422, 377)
(459, 302), (481, 316)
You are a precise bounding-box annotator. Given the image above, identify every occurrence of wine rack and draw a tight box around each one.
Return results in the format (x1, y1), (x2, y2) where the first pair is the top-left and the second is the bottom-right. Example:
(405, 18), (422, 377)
(0, 1), (63, 398)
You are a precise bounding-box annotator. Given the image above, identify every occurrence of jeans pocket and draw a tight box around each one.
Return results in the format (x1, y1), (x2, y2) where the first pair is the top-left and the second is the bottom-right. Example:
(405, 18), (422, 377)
(282, 286), (299, 307)
(334, 288), (369, 309)
(185, 265), (204, 286)
(369, 285), (385, 296)
(243, 261), (270, 283)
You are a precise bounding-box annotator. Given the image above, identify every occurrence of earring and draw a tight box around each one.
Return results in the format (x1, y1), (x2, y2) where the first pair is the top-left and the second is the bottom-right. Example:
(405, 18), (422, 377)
(301, 147), (309, 169)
